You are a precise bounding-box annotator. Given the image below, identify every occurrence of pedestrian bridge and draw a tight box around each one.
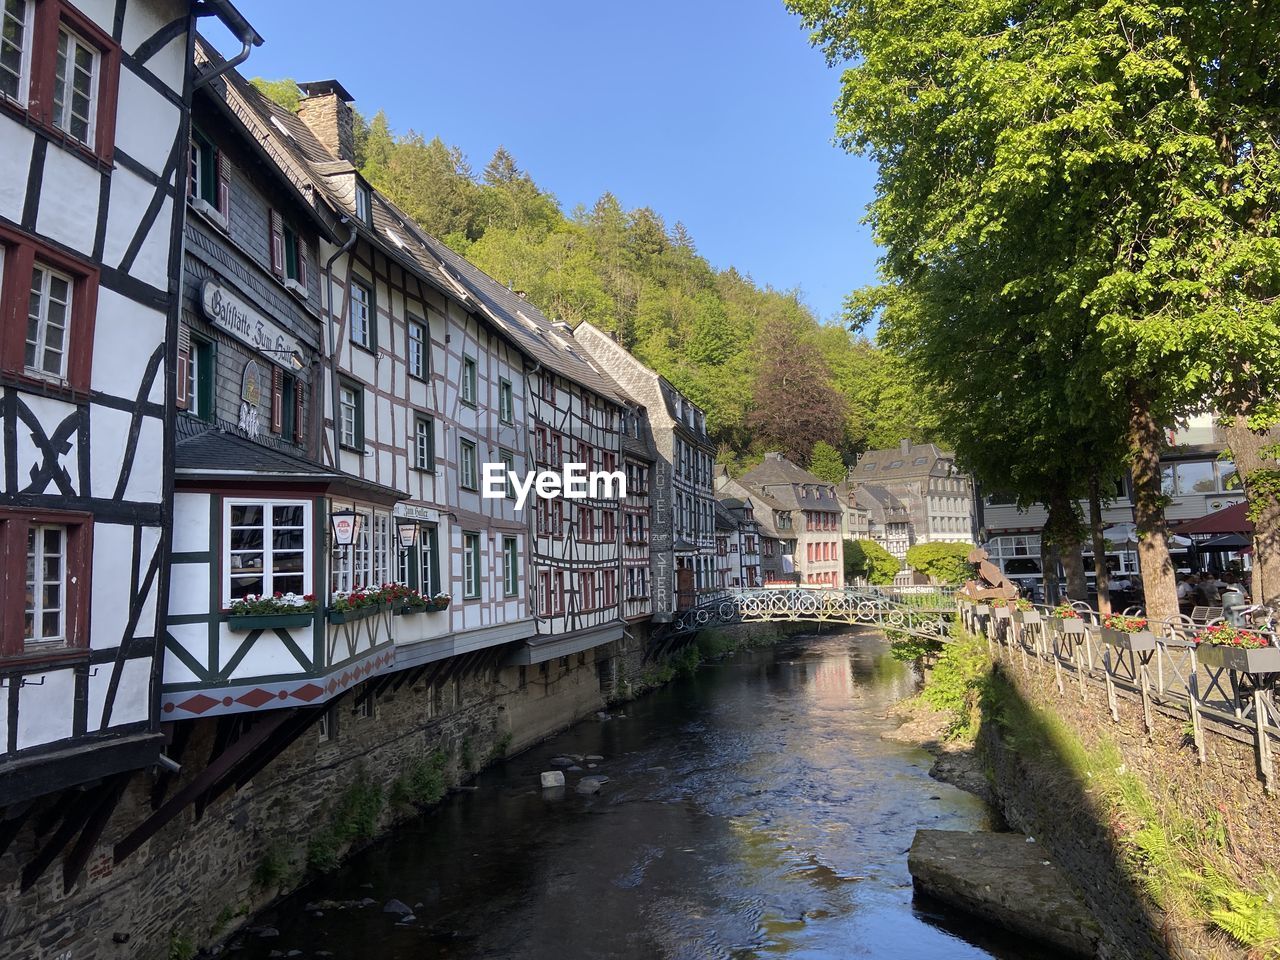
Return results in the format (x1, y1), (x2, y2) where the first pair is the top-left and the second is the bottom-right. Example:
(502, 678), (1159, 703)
(670, 586), (957, 639)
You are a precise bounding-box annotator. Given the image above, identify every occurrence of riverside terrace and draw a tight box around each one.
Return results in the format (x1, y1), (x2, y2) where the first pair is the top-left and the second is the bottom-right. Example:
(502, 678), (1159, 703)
(960, 597), (1280, 793)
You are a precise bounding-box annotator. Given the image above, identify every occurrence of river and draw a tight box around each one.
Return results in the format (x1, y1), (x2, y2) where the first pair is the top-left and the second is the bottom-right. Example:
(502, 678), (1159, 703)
(226, 630), (1034, 960)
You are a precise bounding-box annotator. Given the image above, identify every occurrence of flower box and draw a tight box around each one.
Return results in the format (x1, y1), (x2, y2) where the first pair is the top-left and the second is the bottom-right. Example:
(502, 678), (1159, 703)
(227, 612), (314, 631)
(393, 601), (429, 616)
(1051, 618), (1087, 638)
(1196, 645), (1280, 675)
(327, 603), (387, 625)
(974, 604), (991, 617)
(992, 607), (1012, 620)
(1011, 609), (1041, 625)
(1099, 626), (1157, 654)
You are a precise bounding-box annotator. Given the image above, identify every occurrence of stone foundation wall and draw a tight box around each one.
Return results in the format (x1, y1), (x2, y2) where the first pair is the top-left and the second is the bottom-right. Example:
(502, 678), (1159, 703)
(981, 648), (1272, 960)
(1, 626), (669, 960)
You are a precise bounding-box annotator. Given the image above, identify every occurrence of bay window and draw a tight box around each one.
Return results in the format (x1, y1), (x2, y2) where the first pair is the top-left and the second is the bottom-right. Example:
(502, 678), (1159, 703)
(224, 500), (310, 603)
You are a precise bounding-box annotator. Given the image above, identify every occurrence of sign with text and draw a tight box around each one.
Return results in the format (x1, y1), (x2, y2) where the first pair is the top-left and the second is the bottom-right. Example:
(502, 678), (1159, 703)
(200, 280), (301, 366)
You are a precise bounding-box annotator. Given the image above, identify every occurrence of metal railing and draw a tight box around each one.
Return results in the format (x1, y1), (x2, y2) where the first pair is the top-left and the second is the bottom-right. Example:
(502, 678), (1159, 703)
(961, 598), (1280, 793)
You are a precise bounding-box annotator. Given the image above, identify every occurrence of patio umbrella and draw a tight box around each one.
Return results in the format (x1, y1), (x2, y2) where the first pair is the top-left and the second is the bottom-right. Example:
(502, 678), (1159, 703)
(1199, 533), (1251, 552)
(1101, 523), (1192, 550)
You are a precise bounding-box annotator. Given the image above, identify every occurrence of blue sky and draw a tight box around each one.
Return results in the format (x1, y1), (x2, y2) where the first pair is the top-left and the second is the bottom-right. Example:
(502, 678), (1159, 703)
(205, 1), (878, 323)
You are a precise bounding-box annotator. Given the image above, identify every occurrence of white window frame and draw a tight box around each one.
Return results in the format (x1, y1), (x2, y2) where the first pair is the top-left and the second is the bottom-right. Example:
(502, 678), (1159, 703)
(26, 261), (73, 382)
(373, 512), (390, 587)
(25, 523), (66, 644)
(407, 318), (426, 379)
(413, 415), (433, 470)
(349, 279), (372, 349)
(0, 0), (34, 107)
(459, 438), (477, 490)
(53, 24), (99, 146)
(499, 378), (513, 423)
(223, 498), (313, 605)
(461, 355), (477, 405)
(355, 181), (371, 225)
(339, 384), (359, 448)
(503, 536), (519, 596)
(463, 532), (481, 599)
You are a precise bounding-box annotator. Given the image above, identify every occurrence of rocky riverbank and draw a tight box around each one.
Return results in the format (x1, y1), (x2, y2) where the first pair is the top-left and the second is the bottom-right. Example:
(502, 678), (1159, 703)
(881, 697), (994, 805)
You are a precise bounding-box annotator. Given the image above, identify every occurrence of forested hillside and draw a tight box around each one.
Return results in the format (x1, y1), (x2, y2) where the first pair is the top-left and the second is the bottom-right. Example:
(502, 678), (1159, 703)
(253, 80), (937, 471)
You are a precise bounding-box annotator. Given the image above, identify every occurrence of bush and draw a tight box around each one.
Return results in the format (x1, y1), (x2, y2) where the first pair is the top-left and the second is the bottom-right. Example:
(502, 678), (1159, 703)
(845, 538), (900, 584)
(917, 631), (991, 739)
(905, 541), (976, 585)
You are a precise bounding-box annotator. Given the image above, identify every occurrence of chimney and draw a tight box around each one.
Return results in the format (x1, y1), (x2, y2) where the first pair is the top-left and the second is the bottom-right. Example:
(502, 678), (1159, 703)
(296, 80), (356, 164)
(899, 438), (910, 455)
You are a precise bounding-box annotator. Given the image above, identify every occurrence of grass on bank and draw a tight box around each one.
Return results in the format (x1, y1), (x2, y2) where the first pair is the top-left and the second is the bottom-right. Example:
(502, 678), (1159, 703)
(913, 630), (1280, 956)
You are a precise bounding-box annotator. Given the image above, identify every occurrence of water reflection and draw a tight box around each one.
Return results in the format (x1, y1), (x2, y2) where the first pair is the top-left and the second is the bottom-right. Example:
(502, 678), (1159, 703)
(227, 631), (1032, 959)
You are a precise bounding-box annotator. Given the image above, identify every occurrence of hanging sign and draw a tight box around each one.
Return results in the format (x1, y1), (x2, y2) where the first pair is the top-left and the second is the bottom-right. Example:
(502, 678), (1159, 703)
(201, 279), (301, 365)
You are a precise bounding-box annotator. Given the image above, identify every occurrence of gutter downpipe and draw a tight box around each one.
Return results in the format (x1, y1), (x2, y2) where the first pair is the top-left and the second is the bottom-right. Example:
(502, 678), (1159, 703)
(323, 218), (357, 470)
(192, 1), (263, 91)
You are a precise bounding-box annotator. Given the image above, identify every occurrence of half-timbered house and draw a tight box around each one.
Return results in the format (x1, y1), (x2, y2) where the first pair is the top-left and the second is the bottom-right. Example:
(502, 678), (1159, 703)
(573, 321), (717, 613)
(619, 406), (655, 622)
(161, 43), (407, 725)
(0, 0), (258, 874)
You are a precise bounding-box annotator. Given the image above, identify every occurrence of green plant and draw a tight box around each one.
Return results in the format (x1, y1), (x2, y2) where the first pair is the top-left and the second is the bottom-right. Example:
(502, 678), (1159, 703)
(915, 631), (991, 740)
(460, 737), (476, 773)
(402, 748), (449, 806)
(168, 931), (195, 960)
(252, 842), (289, 889)
(905, 541), (976, 585)
(888, 633), (943, 664)
(308, 769), (386, 872)
(225, 592), (316, 616)
(844, 538), (900, 584)
(1102, 614), (1148, 632)
(673, 643), (702, 678)
(486, 732), (513, 764)
(1196, 623), (1271, 650)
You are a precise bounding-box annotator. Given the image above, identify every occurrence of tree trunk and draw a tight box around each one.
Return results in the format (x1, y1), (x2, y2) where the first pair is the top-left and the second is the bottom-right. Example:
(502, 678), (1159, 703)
(1040, 525), (1060, 606)
(1048, 487), (1087, 600)
(1088, 474), (1112, 617)
(1128, 395), (1178, 622)
(1223, 415), (1280, 604)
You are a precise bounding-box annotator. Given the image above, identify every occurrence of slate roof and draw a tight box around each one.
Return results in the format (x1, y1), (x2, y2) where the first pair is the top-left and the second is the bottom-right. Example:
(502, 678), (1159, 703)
(176, 418), (341, 476)
(200, 41), (627, 402)
(714, 501), (738, 532)
(852, 441), (958, 482)
(738, 454), (841, 512)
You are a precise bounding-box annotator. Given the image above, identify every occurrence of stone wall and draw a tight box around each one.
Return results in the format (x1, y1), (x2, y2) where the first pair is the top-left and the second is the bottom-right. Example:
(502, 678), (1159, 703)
(0, 632), (659, 960)
(980, 647), (1272, 960)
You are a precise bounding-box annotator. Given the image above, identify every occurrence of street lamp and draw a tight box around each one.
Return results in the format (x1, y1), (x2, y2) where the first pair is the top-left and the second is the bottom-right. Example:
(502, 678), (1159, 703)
(330, 507), (363, 558)
(396, 519), (419, 552)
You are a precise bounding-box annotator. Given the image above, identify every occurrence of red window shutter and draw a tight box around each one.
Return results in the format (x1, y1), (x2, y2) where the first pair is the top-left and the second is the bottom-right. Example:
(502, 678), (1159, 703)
(269, 209), (284, 277)
(175, 324), (191, 410)
(215, 148), (230, 217)
(293, 382), (305, 444)
(270, 366), (283, 433)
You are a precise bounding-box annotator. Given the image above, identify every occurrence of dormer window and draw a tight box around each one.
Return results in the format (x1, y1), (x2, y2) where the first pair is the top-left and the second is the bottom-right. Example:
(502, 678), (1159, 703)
(355, 180), (372, 226)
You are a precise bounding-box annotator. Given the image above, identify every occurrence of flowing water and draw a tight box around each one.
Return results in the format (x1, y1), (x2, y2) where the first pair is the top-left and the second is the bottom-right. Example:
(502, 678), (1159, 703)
(227, 630), (1037, 959)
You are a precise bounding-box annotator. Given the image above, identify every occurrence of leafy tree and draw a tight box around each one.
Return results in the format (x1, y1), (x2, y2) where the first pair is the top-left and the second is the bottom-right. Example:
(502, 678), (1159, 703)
(808, 441), (845, 483)
(905, 542), (975, 586)
(845, 538), (899, 585)
(790, 0), (1280, 616)
(746, 316), (847, 463)
(250, 77), (300, 112)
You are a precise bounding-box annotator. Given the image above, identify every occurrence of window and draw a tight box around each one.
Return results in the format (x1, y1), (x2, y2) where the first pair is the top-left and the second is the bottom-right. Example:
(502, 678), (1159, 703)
(373, 513), (390, 586)
(353, 689), (374, 720)
(269, 211), (308, 292)
(461, 355), (477, 406)
(538, 571), (552, 616)
(355, 181), (372, 226)
(407, 318), (427, 379)
(0, 0), (32, 105)
(579, 507), (594, 542)
(349, 279), (373, 349)
(225, 500), (309, 602)
(400, 524), (440, 595)
(499, 378), (514, 423)
(459, 438), (478, 490)
(413, 416), (434, 471)
(25, 524), (65, 644)
(269, 366), (300, 440)
(317, 705), (336, 743)
(602, 570), (616, 608)
(26, 262), (73, 380)
(463, 532), (481, 598)
(338, 381), (362, 450)
(499, 448), (515, 497)
(188, 129), (228, 218)
(52, 25), (97, 145)
(602, 511), (615, 544)
(503, 536), (519, 596)
(177, 334), (213, 420)
(4, 511), (90, 656)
